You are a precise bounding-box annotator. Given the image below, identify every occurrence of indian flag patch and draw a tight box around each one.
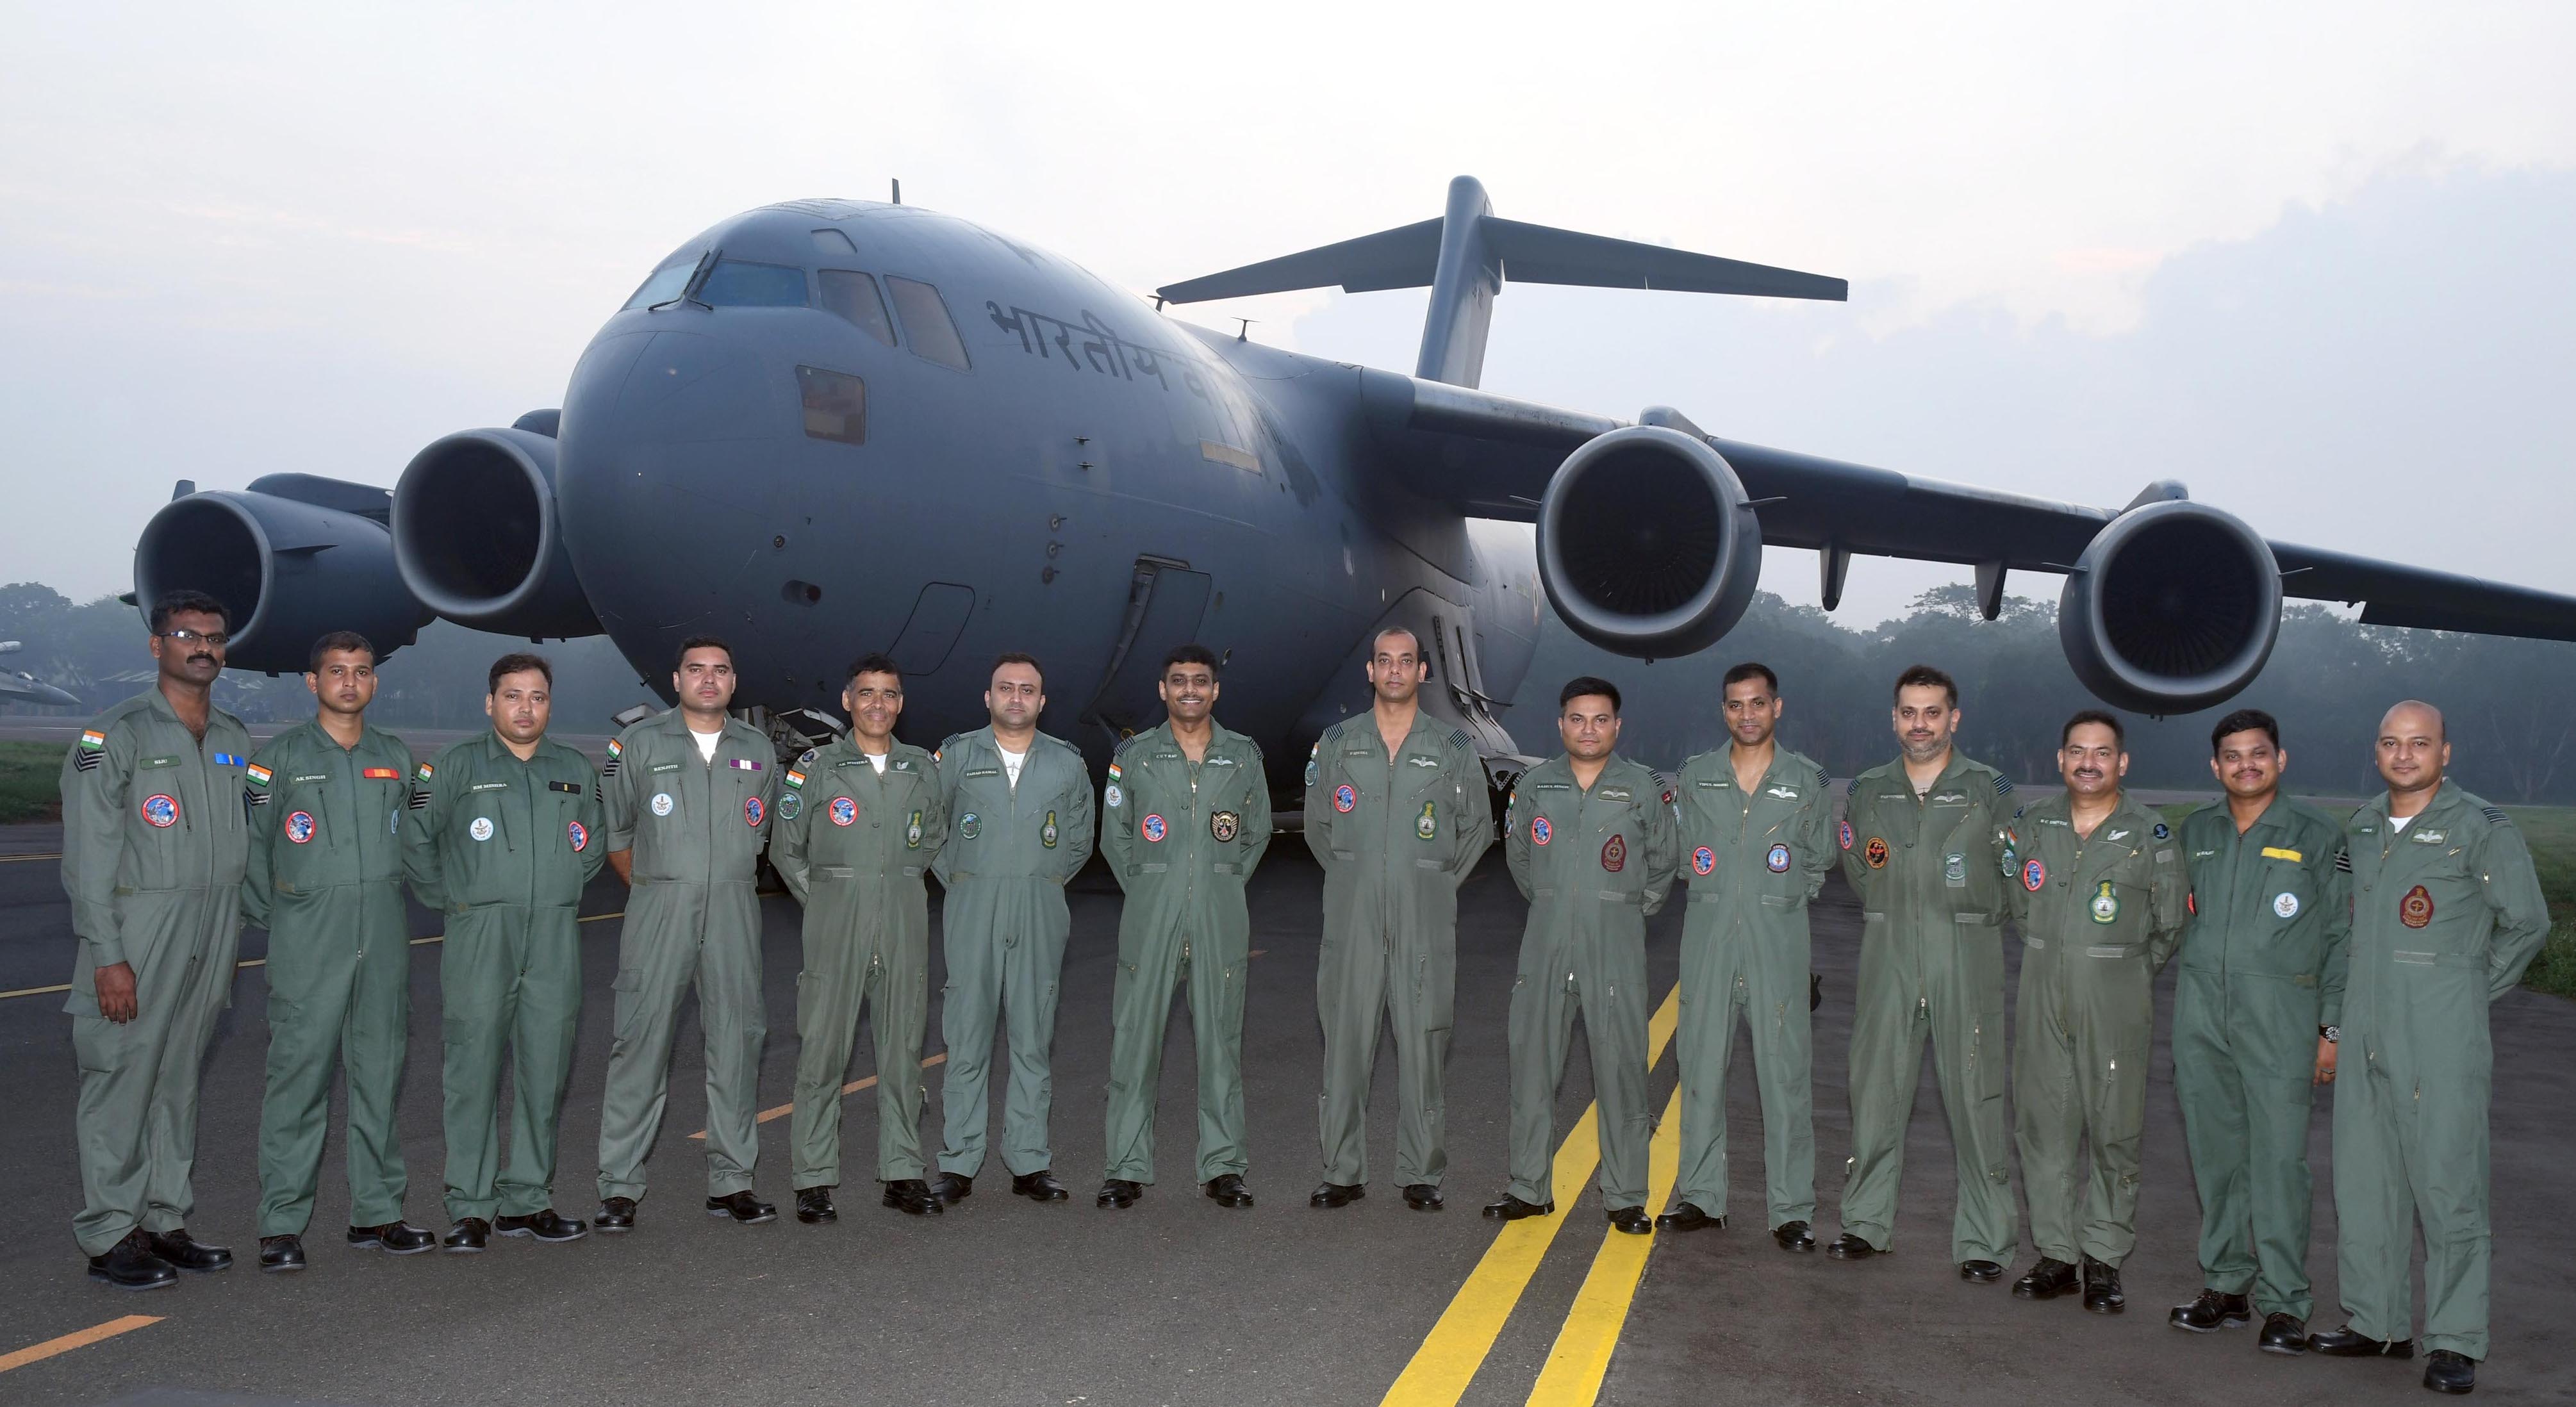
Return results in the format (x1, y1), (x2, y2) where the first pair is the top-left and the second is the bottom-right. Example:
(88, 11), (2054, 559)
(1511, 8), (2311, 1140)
(1107, 762), (1123, 780)
(606, 739), (622, 759)
(79, 729), (107, 750)
(784, 769), (805, 789)
(245, 764), (272, 788)
(415, 762), (434, 782)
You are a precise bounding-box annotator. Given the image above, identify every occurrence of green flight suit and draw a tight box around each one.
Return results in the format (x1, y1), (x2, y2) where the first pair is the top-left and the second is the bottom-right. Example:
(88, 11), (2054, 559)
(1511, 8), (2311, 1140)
(1837, 753), (2018, 1262)
(1100, 721), (1272, 1184)
(1304, 713), (1493, 1189)
(1501, 754), (1678, 1211)
(2173, 796), (2350, 1318)
(241, 718), (418, 1237)
(932, 728), (1096, 1178)
(404, 731), (604, 1222)
(595, 709), (780, 1202)
(772, 738), (945, 1187)
(59, 690), (253, 1257)
(1671, 746), (1835, 1227)
(2003, 792), (2187, 1267)
(2334, 781), (2549, 1360)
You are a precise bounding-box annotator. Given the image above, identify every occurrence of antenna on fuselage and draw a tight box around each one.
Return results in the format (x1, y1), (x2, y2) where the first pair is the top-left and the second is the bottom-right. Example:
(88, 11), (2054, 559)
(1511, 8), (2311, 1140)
(1233, 317), (1255, 341)
(891, 179), (902, 206)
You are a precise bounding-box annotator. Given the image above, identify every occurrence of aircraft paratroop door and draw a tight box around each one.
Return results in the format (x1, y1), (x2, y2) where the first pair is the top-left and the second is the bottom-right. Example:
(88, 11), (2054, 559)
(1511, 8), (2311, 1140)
(1080, 557), (1211, 745)
(1431, 612), (1516, 756)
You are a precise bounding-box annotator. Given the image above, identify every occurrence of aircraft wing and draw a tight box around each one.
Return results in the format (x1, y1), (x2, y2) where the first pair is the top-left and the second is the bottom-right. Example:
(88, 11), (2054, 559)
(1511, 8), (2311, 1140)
(1358, 369), (2576, 642)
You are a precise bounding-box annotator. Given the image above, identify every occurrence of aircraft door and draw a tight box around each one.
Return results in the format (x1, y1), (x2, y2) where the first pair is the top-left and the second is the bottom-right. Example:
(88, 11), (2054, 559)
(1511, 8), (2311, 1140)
(1431, 611), (1515, 755)
(1080, 556), (1212, 744)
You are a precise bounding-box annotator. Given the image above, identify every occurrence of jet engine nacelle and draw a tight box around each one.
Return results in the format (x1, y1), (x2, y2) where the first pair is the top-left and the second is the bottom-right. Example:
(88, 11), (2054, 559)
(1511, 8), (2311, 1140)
(1535, 425), (1764, 658)
(392, 424), (600, 639)
(2058, 500), (2283, 714)
(133, 481), (433, 675)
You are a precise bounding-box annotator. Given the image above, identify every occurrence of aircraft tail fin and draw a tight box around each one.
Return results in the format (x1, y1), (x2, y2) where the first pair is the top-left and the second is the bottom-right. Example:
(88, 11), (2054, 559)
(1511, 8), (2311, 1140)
(1153, 176), (1845, 389)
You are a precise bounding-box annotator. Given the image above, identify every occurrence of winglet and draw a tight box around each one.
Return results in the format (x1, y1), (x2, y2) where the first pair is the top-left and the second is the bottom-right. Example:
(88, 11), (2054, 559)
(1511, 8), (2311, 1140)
(1155, 176), (1845, 390)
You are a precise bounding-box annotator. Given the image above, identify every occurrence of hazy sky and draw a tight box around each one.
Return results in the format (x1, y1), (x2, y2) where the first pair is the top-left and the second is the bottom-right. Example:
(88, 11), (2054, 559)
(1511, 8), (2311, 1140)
(5, 2), (2572, 623)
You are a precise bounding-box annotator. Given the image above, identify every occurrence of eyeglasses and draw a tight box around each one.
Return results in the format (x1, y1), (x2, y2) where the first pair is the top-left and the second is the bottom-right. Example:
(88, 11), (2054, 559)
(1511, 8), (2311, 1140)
(159, 629), (231, 648)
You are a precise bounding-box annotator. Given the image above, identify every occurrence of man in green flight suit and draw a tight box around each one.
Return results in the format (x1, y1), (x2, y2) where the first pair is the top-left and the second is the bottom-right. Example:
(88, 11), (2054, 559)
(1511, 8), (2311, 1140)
(60, 591), (253, 1290)
(2167, 708), (2350, 1354)
(772, 654), (948, 1221)
(243, 632), (436, 1272)
(2309, 701), (2550, 1397)
(1097, 645), (1273, 1210)
(1831, 664), (2019, 1280)
(1658, 662), (1834, 1250)
(1305, 627), (1492, 1213)
(406, 653), (606, 1251)
(2002, 710), (2188, 1315)
(1486, 677), (1678, 1234)
(929, 654), (1097, 1206)
(594, 637), (782, 1230)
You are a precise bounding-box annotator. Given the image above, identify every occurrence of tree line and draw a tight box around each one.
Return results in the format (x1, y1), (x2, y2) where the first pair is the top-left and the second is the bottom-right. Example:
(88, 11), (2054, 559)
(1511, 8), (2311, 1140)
(7, 579), (2573, 803)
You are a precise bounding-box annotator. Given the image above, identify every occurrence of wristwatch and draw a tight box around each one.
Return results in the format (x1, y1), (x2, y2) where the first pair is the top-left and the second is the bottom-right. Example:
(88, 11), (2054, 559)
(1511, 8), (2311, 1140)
(2319, 1024), (2340, 1044)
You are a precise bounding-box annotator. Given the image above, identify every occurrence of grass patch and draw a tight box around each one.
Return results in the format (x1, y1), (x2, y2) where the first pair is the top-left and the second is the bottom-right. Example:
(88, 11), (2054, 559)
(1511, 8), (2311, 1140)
(0, 740), (64, 823)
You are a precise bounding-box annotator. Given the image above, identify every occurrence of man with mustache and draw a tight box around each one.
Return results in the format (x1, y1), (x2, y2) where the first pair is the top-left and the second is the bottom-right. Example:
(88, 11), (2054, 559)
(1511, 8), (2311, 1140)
(2001, 710), (2187, 1315)
(1096, 645), (1271, 1209)
(60, 591), (254, 1290)
(772, 654), (948, 1221)
(407, 653), (606, 1251)
(595, 637), (782, 1230)
(2167, 709), (2350, 1354)
(930, 654), (1097, 1206)
(1486, 677), (1678, 1233)
(2309, 702), (2548, 1396)
(1659, 662), (1834, 1249)
(1830, 664), (2019, 1280)
(1305, 627), (1493, 1213)
(243, 631), (435, 1272)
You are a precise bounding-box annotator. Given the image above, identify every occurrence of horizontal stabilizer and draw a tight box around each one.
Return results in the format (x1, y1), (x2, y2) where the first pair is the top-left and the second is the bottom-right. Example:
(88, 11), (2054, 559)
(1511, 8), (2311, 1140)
(1155, 215), (1844, 304)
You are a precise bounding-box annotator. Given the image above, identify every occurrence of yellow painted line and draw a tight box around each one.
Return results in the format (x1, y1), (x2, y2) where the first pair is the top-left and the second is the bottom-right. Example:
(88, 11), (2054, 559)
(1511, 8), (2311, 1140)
(0, 852), (63, 864)
(2, 911), (629, 1002)
(693, 1052), (950, 1140)
(0, 1314), (161, 1373)
(1379, 983), (1682, 1407)
(1524, 1082), (1685, 1406)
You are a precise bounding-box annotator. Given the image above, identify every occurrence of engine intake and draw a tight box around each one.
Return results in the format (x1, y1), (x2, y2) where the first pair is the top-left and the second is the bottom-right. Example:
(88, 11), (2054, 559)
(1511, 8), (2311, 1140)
(133, 486), (431, 675)
(1535, 425), (1763, 657)
(2059, 500), (2283, 713)
(392, 425), (600, 638)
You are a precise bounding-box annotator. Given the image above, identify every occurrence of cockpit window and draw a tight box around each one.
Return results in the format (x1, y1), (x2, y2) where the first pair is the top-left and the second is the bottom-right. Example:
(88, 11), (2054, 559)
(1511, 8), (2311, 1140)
(623, 262), (695, 310)
(797, 366), (866, 445)
(819, 270), (896, 346)
(811, 228), (857, 255)
(885, 276), (971, 371)
(700, 259), (809, 308)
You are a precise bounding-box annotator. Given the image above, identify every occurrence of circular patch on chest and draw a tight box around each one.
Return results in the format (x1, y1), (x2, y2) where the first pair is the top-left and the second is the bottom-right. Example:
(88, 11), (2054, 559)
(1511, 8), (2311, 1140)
(1767, 843), (1792, 873)
(1333, 784), (1356, 813)
(469, 816), (495, 842)
(140, 794), (179, 828)
(830, 796), (857, 827)
(285, 810), (315, 844)
(650, 792), (673, 817)
(1863, 837), (1888, 869)
(1530, 816), (1551, 846)
(1838, 819), (1854, 852)
(1142, 814), (1168, 843)
(1691, 846), (1716, 876)
(2022, 857), (2047, 891)
(568, 820), (589, 851)
(2272, 891), (2300, 919)
(744, 796), (764, 828)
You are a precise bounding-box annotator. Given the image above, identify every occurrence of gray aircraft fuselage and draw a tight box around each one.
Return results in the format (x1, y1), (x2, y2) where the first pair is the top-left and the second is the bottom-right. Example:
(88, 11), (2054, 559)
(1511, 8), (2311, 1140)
(561, 200), (1537, 779)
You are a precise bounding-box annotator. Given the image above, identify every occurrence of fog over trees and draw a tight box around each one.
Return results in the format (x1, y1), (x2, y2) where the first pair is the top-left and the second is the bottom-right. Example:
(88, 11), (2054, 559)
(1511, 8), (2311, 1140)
(8, 580), (2572, 803)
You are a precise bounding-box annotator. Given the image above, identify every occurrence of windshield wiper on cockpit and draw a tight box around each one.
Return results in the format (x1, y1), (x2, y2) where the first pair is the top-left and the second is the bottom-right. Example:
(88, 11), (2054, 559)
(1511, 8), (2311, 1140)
(650, 247), (718, 311)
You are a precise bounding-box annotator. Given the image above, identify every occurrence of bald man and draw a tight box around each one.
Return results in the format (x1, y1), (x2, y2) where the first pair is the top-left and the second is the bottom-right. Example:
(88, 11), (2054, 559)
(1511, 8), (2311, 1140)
(2308, 702), (2548, 1397)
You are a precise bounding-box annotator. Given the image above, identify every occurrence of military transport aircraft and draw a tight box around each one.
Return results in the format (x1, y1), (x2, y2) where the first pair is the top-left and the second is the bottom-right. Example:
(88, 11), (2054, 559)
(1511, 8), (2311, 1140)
(129, 176), (2576, 782)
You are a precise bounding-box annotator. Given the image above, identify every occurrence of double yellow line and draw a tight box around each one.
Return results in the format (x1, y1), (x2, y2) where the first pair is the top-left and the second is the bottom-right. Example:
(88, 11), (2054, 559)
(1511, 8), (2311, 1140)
(1382, 983), (1687, 1407)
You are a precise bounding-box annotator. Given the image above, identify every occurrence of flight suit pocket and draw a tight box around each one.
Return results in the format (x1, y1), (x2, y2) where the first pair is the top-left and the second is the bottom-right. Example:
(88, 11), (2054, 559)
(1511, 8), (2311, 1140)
(609, 967), (648, 1051)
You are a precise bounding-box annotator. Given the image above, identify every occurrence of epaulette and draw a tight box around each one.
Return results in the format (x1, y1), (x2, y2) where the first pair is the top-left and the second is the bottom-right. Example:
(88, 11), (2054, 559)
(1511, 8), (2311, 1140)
(1845, 776), (1859, 796)
(1449, 728), (1474, 752)
(1813, 762), (1829, 791)
(1993, 774), (2014, 795)
(2481, 805), (2509, 827)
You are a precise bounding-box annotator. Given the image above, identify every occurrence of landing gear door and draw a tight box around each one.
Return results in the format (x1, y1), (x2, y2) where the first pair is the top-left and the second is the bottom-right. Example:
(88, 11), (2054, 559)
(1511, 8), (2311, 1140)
(1430, 611), (1515, 755)
(1080, 557), (1212, 745)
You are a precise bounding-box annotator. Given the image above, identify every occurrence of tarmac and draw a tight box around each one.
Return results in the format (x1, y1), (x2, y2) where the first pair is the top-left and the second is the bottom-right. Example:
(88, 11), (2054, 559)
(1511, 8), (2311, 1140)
(1, 809), (2570, 1406)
